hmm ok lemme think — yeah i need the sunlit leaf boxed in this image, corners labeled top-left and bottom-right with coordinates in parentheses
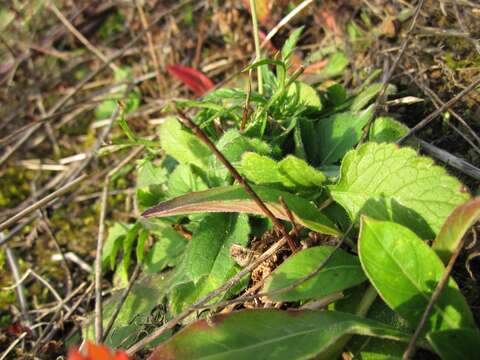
top-left (358, 217), bottom-right (476, 334)
top-left (263, 246), bottom-right (366, 301)
top-left (143, 185), bottom-right (340, 236)
top-left (330, 143), bottom-right (470, 239)
top-left (432, 197), bottom-right (480, 264)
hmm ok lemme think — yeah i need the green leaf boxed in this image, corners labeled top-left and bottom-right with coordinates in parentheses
top-left (369, 116), bottom-right (408, 143)
top-left (144, 225), bottom-right (188, 273)
top-left (263, 246), bottom-right (366, 301)
top-left (330, 143), bottom-right (470, 239)
top-left (241, 153), bottom-right (326, 189)
top-left (432, 197), bottom-right (480, 264)
top-left (287, 81), bottom-right (322, 109)
top-left (243, 59), bottom-right (285, 72)
top-left (211, 130), bottom-right (271, 182)
top-left (167, 164), bottom-right (208, 198)
top-left (159, 117), bottom-right (211, 170)
top-left (282, 26), bottom-right (304, 61)
top-left (320, 52), bottom-right (349, 78)
top-left (316, 107), bottom-right (373, 165)
top-left (351, 83), bottom-right (396, 112)
top-left (122, 223), bottom-right (140, 274)
top-left (185, 213), bottom-right (250, 284)
top-left (84, 272), bottom-right (172, 348)
top-left (358, 217), bottom-right (476, 333)
top-left (427, 329), bottom-right (480, 360)
top-left (149, 309), bottom-right (413, 360)
top-left (103, 222), bottom-right (131, 270)
top-left (143, 185), bottom-right (340, 236)
top-left (137, 160), bottom-right (168, 189)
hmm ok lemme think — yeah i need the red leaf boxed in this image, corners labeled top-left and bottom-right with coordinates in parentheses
top-left (67, 342), bottom-right (130, 360)
top-left (167, 64), bottom-right (214, 96)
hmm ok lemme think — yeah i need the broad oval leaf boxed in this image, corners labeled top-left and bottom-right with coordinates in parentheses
top-left (143, 185), bottom-right (340, 236)
top-left (263, 246), bottom-right (366, 301)
top-left (287, 81), bottom-right (322, 109)
top-left (316, 107), bottom-right (373, 165)
top-left (358, 217), bottom-right (476, 334)
top-left (369, 116), bottom-right (408, 143)
top-left (148, 309), bottom-right (412, 360)
top-left (432, 197), bottom-right (480, 264)
top-left (330, 143), bottom-right (470, 239)
top-left (427, 329), bottom-right (480, 360)
top-left (167, 64), bottom-right (214, 96)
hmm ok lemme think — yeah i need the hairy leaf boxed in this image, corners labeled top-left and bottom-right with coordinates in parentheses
top-left (287, 81), bottom-right (322, 109)
top-left (369, 116), bottom-right (408, 143)
top-left (263, 246), bottom-right (366, 301)
top-left (143, 185), bottom-right (340, 236)
top-left (148, 309), bottom-right (412, 360)
top-left (316, 107), bottom-right (373, 165)
top-left (159, 117), bottom-right (211, 170)
top-left (330, 143), bottom-right (470, 239)
top-left (432, 197), bottom-right (480, 264)
top-left (241, 153), bottom-right (326, 189)
top-left (358, 217), bottom-right (476, 333)
top-left (186, 213), bottom-right (250, 283)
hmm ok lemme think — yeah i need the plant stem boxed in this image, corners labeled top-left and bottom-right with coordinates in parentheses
top-left (355, 284), bottom-right (378, 316)
top-left (249, 0), bottom-right (263, 94)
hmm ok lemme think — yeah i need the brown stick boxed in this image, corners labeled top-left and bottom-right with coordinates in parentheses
top-left (398, 76), bottom-right (480, 144)
top-left (175, 109), bottom-right (298, 252)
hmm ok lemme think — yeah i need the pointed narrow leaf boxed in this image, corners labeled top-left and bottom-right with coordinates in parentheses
top-left (167, 64), bottom-right (214, 96)
top-left (263, 246), bottom-right (366, 301)
top-left (330, 143), bottom-right (470, 239)
top-left (142, 185), bottom-right (339, 236)
top-left (358, 217), bottom-right (476, 333)
top-left (148, 309), bottom-right (413, 360)
top-left (432, 197), bottom-right (480, 264)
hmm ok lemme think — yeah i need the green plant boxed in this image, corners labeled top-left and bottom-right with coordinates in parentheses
top-left (85, 28), bottom-right (480, 359)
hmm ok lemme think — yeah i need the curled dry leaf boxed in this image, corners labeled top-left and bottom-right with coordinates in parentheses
top-left (167, 64), bottom-right (215, 97)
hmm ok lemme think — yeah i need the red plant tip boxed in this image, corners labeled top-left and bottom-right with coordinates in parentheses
top-left (67, 342), bottom-right (130, 360)
top-left (167, 64), bottom-right (214, 97)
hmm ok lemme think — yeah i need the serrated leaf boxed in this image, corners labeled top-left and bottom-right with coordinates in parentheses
top-left (148, 309), bottom-right (413, 360)
top-left (358, 217), bottom-right (476, 334)
top-left (369, 116), bottom-right (408, 143)
top-left (143, 185), bottom-right (340, 236)
top-left (330, 143), bottom-right (470, 239)
top-left (186, 213), bottom-right (250, 283)
top-left (427, 329), bottom-right (480, 360)
top-left (287, 81), bottom-right (322, 109)
top-left (432, 197), bottom-right (480, 264)
top-left (316, 107), bottom-right (373, 165)
top-left (159, 117), bottom-right (211, 170)
top-left (263, 246), bottom-right (366, 301)
top-left (241, 153), bottom-right (326, 189)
